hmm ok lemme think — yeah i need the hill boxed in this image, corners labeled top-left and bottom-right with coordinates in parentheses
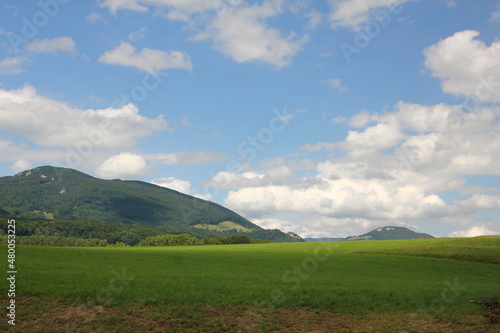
top-left (345, 226), bottom-right (434, 241)
top-left (0, 166), bottom-right (299, 242)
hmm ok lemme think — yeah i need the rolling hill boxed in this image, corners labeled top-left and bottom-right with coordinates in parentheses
top-left (345, 226), bottom-right (435, 240)
top-left (0, 166), bottom-right (299, 242)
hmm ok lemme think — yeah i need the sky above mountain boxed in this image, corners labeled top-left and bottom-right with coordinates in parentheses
top-left (0, 0), bottom-right (499, 238)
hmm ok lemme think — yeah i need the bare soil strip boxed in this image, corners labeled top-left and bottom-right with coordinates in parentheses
top-left (2, 296), bottom-right (498, 333)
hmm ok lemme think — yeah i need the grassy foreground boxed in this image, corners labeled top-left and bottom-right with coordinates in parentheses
top-left (1, 237), bottom-right (499, 332)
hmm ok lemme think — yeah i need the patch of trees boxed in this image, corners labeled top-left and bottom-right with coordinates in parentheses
top-left (139, 234), bottom-right (270, 246)
top-left (0, 219), bottom-right (164, 246)
top-left (0, 235), bottom-right (109, 247)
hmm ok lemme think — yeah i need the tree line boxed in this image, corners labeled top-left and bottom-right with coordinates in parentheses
top-left (139, 234), bottom-right (269, 246)
top-left (0, 233), bottom-right (269, 247)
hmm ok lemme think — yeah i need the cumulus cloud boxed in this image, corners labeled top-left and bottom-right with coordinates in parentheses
top-left (206, 166), bottom-right (294, 189)
top-left (217, 101), bottom-right (500, 236)
top-left (0, 85), bottom-right (167, 149)
top-left (98, 42), bottom-right (192, 74)
top-left (95, 152), bottom-right (149, 179)
top-left (342, 121), bottom-right (404, 150)
top-left (0, 139), bottom-right (77, 170)
top-left (151, 177), bottom-right (211, 200)
top-left (224, 178), bottom-right (449, 220)
top-left (148, 151), bottom-right (229, 166)
top-left (348, 111), bottom-right (372, 127)
top-left (9, 160), bottom-right (32, 173)
top-left (193, 1), bottom-right (307, 68)
top-left (251, 217), bottom-right (311, 235)
top-left (423, 30), bottom-right (500, 102)
top-left (0, 57), bottom-right (28, 74)
top-left (449, 224), bottom-right (500, 237)
top-left (457, 194), bottom-right (500, 213)
top-left (25, 37), bottom-right (76, 54)
top-left (101, 0), bottom-right (307, 68)
top-left (328, 0), bottom-right (409, 29)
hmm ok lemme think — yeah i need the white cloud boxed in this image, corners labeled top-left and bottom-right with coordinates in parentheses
top-left (300, 142), bottom-right (336, 152)
top-left (9, 160), bottom-right (32, 173)
top-left (100, 0), bottom-right (306, 68)
top-left (326, 78), bottom-right (349, 93)
top-left (86, 12), bottom-right (106, 23)
top-left (151, 177), bottom-right (211, 200)
top-left (148, 151), bottom-right (229, 166)
top-left (206, 166), bottom-right (294, 189)
top-left (251, 217), bottom-right (310, 235)
top-left (342, 121), bottom-right (404, 150)
top-left (101, 0), bottom-right (233, 17)
top-left (348, 111), bottom-right (372, 127)
top-left (0, 57), bottom-right (28, 75)
top-left (98, 42), bottom-right (192, 74)
top-left (95, 152), bottom-right (149, 179)
top-left (180, 117), bottom-right (193, 127)
top-left (0, 139), bottom-right (76, 168)
top-left (449, 224), bottom-right (500, 238)
top-left (457, 194), bottom-right (500, 213)
top-left (328, 0), bottom-right (409, 29)
top-left (223, 178), bottom-right (450, 221)
top-left (305, 10), bottom-right (323, 30)
top-left (423, 30), bottom-right (500, 103)
top-left (0, 85), bottom-right (167, 149)
top-left (490, 10), bottom-right (500, 23)
top-left (129, 27), bottom-right (147, 41)
top-left (100, 0), bottom-right (149, 14)
top-left (193, 1), bottom-right (308, 68)
top-left (219, 101), bottom-right (500, 235)
top-left (25, 37), bottom-right (76, 54)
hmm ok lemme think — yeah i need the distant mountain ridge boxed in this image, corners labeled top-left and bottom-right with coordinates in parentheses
top-left (346, 226), bottom-right (434, 240)
top-left (0, 166), bottom-right (300, 242)
top-left (305, 226), bottom-right (434, 242)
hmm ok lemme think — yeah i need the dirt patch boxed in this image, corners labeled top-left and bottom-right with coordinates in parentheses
top-left (1, 296), bottom-right (498, 332)
top-left (471, 297), bottom-right (500, 324)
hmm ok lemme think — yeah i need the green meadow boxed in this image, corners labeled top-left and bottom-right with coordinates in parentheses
top-left (1, 237), bottom-right (499, 332)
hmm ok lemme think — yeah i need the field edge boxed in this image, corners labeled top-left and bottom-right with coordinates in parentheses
top-left (1, 295), bottom-right (498, 333)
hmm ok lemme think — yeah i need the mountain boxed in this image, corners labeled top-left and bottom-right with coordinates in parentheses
top-left (305, 226), bottom-right (435, 242)
top-left (345, 226), bottom-right (434, 241)
top-left (0, 166), bottom-right (300, 242)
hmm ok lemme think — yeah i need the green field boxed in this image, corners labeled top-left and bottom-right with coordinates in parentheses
top-left (1, 237), bottom-right (499, 332)
top-left (193, 221), bottom-right (253, 232)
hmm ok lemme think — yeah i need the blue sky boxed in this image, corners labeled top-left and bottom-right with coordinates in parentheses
top-left (0, 0), bottom-right (499, 238)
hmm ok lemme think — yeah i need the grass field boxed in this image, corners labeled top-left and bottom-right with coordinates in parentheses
top-left (1, 237), bottom-right (499, 332)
